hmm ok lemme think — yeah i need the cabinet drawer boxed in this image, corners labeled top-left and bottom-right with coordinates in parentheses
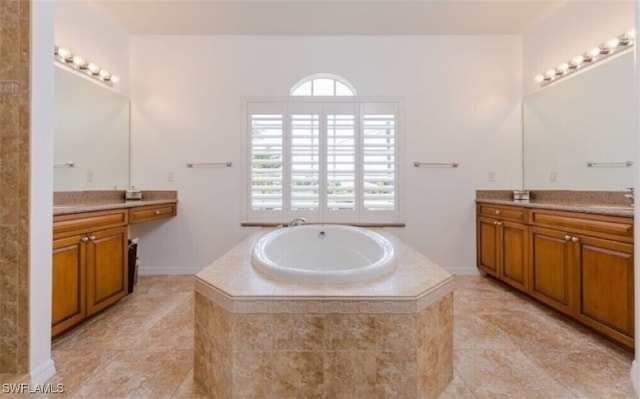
top-left (478, 204), bottom-right (527, 223)
top-left (129, 203), bottom-right (177, 224)
top-left (530, 209), bottom-right (633, 242)
top-left (54, 209), bottom-right (128, 239)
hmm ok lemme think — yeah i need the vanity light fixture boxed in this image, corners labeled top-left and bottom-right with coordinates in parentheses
top-left (534, 29), bottom-right (635, 86)
top-left (54, 46), bottom-right (119, 86)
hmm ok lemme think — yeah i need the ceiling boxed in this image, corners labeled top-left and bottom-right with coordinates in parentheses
top-left (89, 0), bottom-right (565, 35)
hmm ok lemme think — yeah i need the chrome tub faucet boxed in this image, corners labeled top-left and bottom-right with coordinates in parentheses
top-left (288, 217), bottom-right (307, 227)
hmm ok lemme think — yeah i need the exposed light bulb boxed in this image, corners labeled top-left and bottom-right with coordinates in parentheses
top-left (53, 45), bottom-right (119, 86)
top-left (588, 47), bottom-right (601, 58)
top-left (57, 47), bottom-right (72, 61)
top-left (534, 30), bottom-right (635, 86)
top-left (87, 63), bottom-right (100, 74)
top-left (606, 38), bottom-right (620, 49)
top-left (72, 56), bottom-right (86, 68)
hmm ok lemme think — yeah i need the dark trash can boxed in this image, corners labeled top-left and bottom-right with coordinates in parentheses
top-left (128, 238), bottom-right (139, 293)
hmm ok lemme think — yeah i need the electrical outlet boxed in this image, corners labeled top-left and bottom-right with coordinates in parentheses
top-left (168, 171), bottom-right (175, 182)
top-left (86, 171), bottom-right (94, 182)
top-left (550, 171), bottom-right (557, 182)
top-left (488, 171), bottom-right (496, 182)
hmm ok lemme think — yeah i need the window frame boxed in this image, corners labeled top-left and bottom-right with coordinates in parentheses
top-left (290, 73), bottom-right (357, 96)
top-left (241, 96), bottom-right (403, 225)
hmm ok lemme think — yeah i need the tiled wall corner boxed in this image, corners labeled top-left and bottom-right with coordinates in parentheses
top-left (0, 0), bottom-right (31, 374)
top-left (417, 293), bottom-right (454, 398)
top-left (194, 293), bottom-right (232, 398)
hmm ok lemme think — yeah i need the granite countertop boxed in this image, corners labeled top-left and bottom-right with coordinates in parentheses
top-left (53, 190), bottom-right (179, 216)
top-left (53, 199), bottom-right (178, 216)
top-left (476, 198), bottom-right (634, 218)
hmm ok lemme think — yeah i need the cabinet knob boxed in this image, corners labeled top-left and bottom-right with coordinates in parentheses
top-left (564, 235), bottom-right (571, 241)
top-left (571, 236), bottom-right (580, 242)
top-left (81, 236), bottom-right (89, 242)
top-left (155, 210), bottom-right (161, 215)
top-left (495, 210), bottom-right (501, 215)
top-left (89, 235), bottom-right (96, 241)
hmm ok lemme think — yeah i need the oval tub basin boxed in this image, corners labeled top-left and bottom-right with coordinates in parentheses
top-left (252, 225), bottom-right (396, 283)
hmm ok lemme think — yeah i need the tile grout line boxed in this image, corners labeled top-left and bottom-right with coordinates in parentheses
top-left (126, 291), bottom-right (194, 349)
top-left (516, 349), bottom-right (582, 399)
top-left (487, 309), bottom-right (584, 399)
top-left (452, 365), bottom-right (479, 399)
top-left (168, 367), bottom-right (195, 399)
top-left (58, 349), bottom-right (124, 399)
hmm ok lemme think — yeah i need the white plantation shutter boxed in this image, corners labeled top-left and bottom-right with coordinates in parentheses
top-left (290, 114), bottom-right (320, 210)
top-left (245, 99), bottom-right (399, 223)
top-left (362, 112), bottom-right (396, 211)
top-left (250, 113), bottom-right (284, 212)
top-left (326, 113), bottom-right (356, 211)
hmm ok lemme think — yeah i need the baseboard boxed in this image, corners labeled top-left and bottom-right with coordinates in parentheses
top-left (631, 360), bottom-right (639, 398)
top-left (138, 266), bottom-right (202, 276)
top-left (445, 267), bottom-right (481, 276)
top-left (30, 359), bottom-right (56, 385)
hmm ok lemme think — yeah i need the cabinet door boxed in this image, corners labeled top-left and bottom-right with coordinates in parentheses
top-left (501, 221), bottom-right (528, 292)
top-left (86, 226), bottom-right (128, 316)
top-left (576, 235), bottom-right (634, 347)
top-left (529, 227), bottom-right (576, 314)
top-left (52, 235), bottom-right (86, 337)
top-left (477, 216), bottom-right (500, 277)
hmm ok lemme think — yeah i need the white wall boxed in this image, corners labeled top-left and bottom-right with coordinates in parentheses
top-left (129, 35), bottom-right (522, 275)
top-left (522, 1), bottom-right (634, 96)
top-left (30, 0), bottom-right (56, 384)
top-left (55, 0), bottom-right (130, 96)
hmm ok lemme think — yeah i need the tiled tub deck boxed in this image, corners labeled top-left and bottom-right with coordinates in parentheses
top-left (194, 230), bottom-right (454, 399)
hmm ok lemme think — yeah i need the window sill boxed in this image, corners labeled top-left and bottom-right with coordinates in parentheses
top-left (241, 222), bottom-right (406, 228)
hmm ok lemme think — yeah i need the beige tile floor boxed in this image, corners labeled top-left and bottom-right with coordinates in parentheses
top-left (3, 275), bottom-right (636, 398)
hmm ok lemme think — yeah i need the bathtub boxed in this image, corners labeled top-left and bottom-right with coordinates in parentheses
top-left (252, 224), bottom-right (396, 283)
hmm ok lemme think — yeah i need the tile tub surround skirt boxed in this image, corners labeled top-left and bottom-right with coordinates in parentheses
top-left (194, 293), bottom-right (453, 399)
top-left (193, 230), bottom-right (454, 398)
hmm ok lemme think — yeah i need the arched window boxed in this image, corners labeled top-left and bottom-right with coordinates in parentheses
top-left (244, 74), bottom-right (400, 225)
top-left (290, 73), bottom-right (356, 96)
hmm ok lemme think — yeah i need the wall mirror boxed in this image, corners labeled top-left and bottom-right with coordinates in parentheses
top-left (523, 52), bottom-right (636, 190)
top-left (54, 67), bottom-right (130, 191)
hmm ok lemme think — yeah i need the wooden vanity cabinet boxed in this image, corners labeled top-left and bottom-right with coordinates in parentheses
top-left (529, 226), bottom-right (576, 315)
top-left (478, 204), bottom-right (635, 349)
top-left (576, 234), bottom-right (634, 347)
top-left (52, 234), bottom-right (87, 337)
top-left (529, 209), bottom-right (634, 348)
top-left (476, 204), bottom-right (529, 291)
top-left (129, 203), bottom-right (177, 224)
top-left (85, 226), bottom-right (128, 317)
top-left (52, 210), bottom-right (128, 337)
